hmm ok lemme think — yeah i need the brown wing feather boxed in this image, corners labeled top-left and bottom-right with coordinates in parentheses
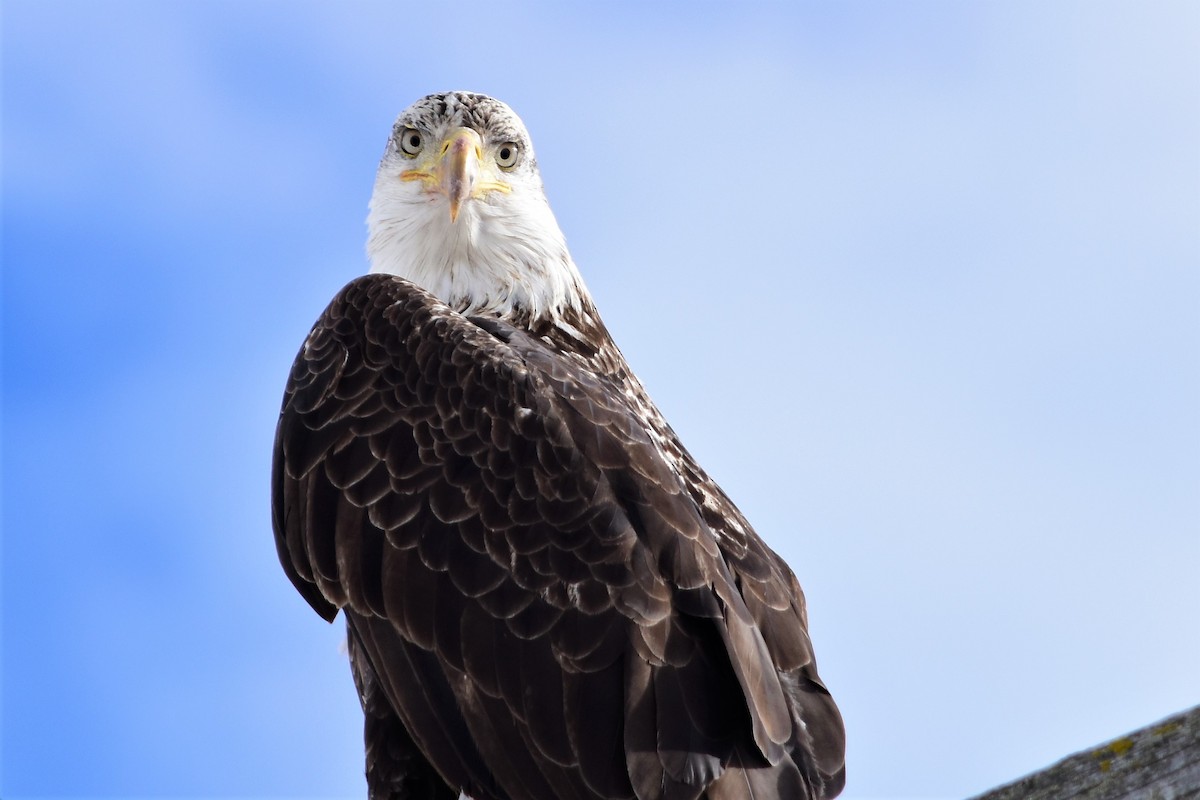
top-left (272, 274), bottom-right (845, 799)
top-left (348, 620), bottom-right (462, 800)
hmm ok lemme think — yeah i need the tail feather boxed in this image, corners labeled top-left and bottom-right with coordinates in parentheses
top-left (703, 745), bottom-right (811, 800)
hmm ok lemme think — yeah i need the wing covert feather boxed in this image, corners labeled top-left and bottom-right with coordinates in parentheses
top-left (271, 274), bottom-right (845, 799)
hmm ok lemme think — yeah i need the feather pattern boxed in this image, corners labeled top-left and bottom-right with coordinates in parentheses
top-left (273, 275), bottom-right (845, 799)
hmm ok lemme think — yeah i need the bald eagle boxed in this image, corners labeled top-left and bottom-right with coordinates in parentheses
top-left (272, 91), bottom-right (845, 800)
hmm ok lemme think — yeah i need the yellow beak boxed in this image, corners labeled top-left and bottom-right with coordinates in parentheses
top-left (436, 127), bottom-right (482, 223)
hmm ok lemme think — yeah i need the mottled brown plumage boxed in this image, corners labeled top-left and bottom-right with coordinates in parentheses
top-left (272, 91), bottom-right (844, 800)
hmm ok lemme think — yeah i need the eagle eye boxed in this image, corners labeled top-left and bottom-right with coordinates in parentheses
top-left (399, 128), bottom-right (423, 157)
top-left (496, 142), bottom-right (520, 170)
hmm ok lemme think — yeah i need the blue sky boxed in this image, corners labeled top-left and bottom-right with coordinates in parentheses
top-left (3, 2), bottom-right (1197, 798)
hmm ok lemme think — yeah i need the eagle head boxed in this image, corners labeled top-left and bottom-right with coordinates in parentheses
top-left (366, 91), bottom-right (584, 323)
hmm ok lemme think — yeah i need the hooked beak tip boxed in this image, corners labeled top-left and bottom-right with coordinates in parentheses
top-left (439, 128), bottom-right (482, 224)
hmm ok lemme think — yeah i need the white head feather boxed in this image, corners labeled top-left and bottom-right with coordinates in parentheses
top-left (367, 92), bottom-right (588, 323)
